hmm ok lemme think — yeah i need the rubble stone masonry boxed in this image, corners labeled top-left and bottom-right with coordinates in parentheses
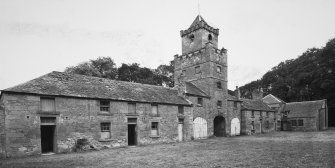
top-left (1, 93), bottom-right (193, 157)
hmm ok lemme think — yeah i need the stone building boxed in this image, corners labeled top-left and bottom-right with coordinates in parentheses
top-left (0, 15), bottom-right (276, 158)
top-left (262, 94), bottom-right (286, 131)
top-left (280, 100), bottom-right (328, 131)
top-left (174, 15), bottom-right (242, 138)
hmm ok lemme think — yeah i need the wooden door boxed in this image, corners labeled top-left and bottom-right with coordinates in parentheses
top-left (231, 118), bottom-right (240, 136)
top-left (193, 117), bottom-right (207, 139)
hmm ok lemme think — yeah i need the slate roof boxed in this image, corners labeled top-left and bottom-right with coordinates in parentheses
top-left (190, 15), bottom-right (208, 27)
top-left (241, 98), bottom-right (275, 112)
top-left (2, 71), bottom-right (191, 106)
top-left (185, 82), bottom-right (209, 98)
top-left (283, 100), bottom-right (326, 118)
top-left (263, 94), bottom-right (285, 104)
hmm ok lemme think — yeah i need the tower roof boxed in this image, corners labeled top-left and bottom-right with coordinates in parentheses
top-left (190, 15), bottom-right (208, 27)
top-left (181, 15), bottom-right (219, 37)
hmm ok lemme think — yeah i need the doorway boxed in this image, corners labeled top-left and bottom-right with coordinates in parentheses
top-left (40, 117), bottom-right (56, 153)
top-left (128, 124), bottom-right (137, 146)
top-left (178, 118), bottom-right (183, 141)
top-left (214, 116), bottom-right (225, 137)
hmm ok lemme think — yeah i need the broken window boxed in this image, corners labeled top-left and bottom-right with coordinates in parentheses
top-left (195, 66), bottom-right (201, 74)
top-left (217, 101), bottom-right (222, 108)
top-left (291, 120), bottom-right (297, 127)
top-left (298, 119), bottom-right (304, 126)
top-left (197, 97), bottom-right (203, 106)
top-left (151, 104), bottom-right (158, 116)
top-left (100, 122), bottom-right (111, 139)
top-left (178, 106), bottom-right (184, 114)
top-left (41, 97), bottom-right (55, 112)
top-left (100, 100), bottom-right (110, 112)
top-left (128, 103), bottom-right (136, 114)
top-left (251, 121), bottom-right (255, 130)
top-left (251, 111), bottom-right (255, 118)
top-left (217, 82), bottom-right (222, 89)
top-left (151, 122), bottom-right (159, 136)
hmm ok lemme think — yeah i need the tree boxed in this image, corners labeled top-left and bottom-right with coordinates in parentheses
top-left (65, 57), bottom-right (117, 79)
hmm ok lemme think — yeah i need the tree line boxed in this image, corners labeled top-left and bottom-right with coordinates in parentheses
top-left (65, 57), bottom-right (174, 87)
top-left (239, 38), bottom-right (335, 108)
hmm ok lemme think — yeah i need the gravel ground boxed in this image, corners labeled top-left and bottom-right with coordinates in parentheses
top-left (1, 130), bottom-right (335, 168)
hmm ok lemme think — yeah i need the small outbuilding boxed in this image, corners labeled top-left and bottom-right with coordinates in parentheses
top-left (280, 100), bottom-right (328, 131)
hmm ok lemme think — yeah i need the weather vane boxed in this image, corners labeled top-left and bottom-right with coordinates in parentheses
top-left (198, 0), bottom-right (201, 15)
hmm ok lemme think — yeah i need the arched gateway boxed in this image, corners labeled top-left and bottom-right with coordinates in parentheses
top-left (214, 116), bottom-right (225, 137)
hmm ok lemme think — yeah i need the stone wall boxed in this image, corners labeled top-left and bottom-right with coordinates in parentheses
top-left (241, 110), bottom-right (276, 135)
top-left (289, 117), bottom-right (317, 131)
top-left (1, 93), bottom-right (193, 157)
top-left (227, 100), bottom-right (242, 136)
top-left (0, 95), bottom-right (6, 158)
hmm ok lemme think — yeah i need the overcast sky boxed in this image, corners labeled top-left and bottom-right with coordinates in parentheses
top-left (1, 0), bottom-right (335, 90)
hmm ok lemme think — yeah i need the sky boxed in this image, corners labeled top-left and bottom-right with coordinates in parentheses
top-left (1, 0), bottom-right (335, 90)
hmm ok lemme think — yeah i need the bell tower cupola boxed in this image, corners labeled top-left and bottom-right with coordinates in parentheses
top-left (180, 15), bottom-right (219, 54)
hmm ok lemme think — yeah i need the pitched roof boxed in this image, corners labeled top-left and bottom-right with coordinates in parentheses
top-left (190, 15), bottom-right (208, 27)
top-left (241, 98), bottom-right (275, 111)
top-left (185, 82), bottom-right (209, 98)
top-left (283, 100), bottom-right (326, 118)
top-left (263, 94), bottom-right (285, 104)
top-left (2, 71), bottom-right (191, 106)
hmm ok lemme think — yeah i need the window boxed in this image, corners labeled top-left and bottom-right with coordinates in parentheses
top-left (151, 122), bottom-right (159, 136)
top-left (151, 104), bottom-right (158, 116)
top-left (216, 66), bottom-right (222, 73)
top-left (40, 97), bottom-right (55, 112)
top-left (195, 66), bottom-right (201, 74)
top-left (298, 119), bottom-right (304, 126)
top-left (208, 34), bottom-right (212, 41)
top-left (217, 82), bottom-right (222, 89)
top-left (266, 112), bottom-right (269, 117)
top-left (265, 121), bottom-right (270, 129)
top-left (100, 122), bottom-right (111, 139)
top-left (100, 101), bottom-right (110, 112)
top-left (189, 34), bottom-right (195, 41)
top-left (128, 103), bottom-right (136, 114)
top-left (291, 120), bottom-right (297, 127)
top-left (217, 101), bottom-right (222, 108)
top-left (197, 97), bottom-right (203, 106)
top-left (260, 111), bottom-right (263, 118)
top-left (251, 111), bottom-right (255, 118)
top-left (234, 102), bottom-right (237, 108)
top-left (251, 121), bottom-right (255, 130)
top-left (178, 106), bottom-right (184, 114)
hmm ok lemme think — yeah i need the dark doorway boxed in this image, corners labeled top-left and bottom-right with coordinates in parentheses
top-left (41, 125), bottom-right (55, 153)
top-left (214, 116), bottom-right (225, 137)
top-left (128, 124), bottom-right (137, 146)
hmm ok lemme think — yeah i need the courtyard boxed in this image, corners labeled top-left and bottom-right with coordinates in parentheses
top-left (1, 130), bottom-right (335, 168)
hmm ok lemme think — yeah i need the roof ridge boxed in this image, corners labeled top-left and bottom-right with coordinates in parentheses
top-left (286, 99), bottom-right (326, 104)
top-left (51, 71), bottom-right (177, 90)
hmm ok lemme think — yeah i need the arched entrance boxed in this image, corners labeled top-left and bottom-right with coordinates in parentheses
top-left (231, 118), bottom-right (240, 136)
top-left (193, 117), bottom-right (207, 139)
top-left (214, 116), bottom-right (225, 137)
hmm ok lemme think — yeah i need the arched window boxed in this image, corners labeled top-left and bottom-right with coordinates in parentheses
top-left (189, 34), bottom-right (195, 41)
top-left (208, 34), bottom-right (213, 41)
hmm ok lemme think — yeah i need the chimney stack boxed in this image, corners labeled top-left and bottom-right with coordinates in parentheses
top-left (235, 86), bottom-right (240, 100)
top-left (252, 88), bottom-right (263, 100)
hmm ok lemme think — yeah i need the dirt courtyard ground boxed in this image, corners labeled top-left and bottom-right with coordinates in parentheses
top-left (1, 130), bottom-right (335, 168)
